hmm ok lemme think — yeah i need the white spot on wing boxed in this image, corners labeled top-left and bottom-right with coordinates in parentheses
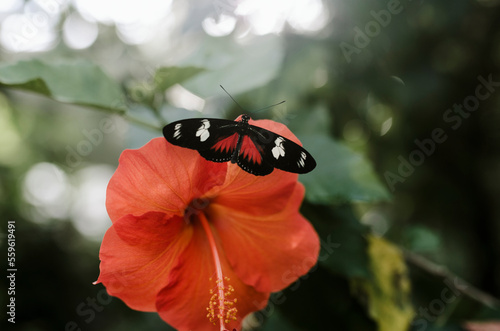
top-left (173, 123), bottom-right (182, 139)
top-left (196, 119), bottom-right (210, 142)
top-left (297, 151), bottom-right (307, 168)
top-left (272, 137), bottom-right (285, 159)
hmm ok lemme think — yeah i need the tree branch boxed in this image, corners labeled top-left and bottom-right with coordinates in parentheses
top-left (404, 250), bottom-right (500, 308)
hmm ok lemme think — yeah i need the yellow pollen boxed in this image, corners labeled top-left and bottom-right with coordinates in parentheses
top-left (206, 276), bottom-right (238, 327)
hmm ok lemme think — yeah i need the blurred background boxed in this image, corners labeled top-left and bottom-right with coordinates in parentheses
top-left (1, 0), bottom-right (500, 330)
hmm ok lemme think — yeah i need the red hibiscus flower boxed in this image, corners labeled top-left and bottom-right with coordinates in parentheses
top-left (95, 117), bottom-right (320, 331)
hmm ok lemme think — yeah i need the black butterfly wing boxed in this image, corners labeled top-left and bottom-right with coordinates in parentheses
top-left (163, 117), bottom-right (317, 175)
top-left (163, 118), bottom-right (239, 162)
top-left (246, 125), bottom-right (316, 174)
top-left (234, 134), bottom-right (275, 176)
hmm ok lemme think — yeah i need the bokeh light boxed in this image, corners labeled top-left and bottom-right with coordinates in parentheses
top-left (70, 165), bottom-right (114, 241)
top-left (62, 12), bottom-right (98, 49)
top-left (22, 162), bottom-right (71, 221)
top-left (0, 0), bottom-right (22, 13)
top-left (74, 0), bottom-right (172, 44)
top-left (235, 0), bottom-right (329, 35)
top-left (202, 14), bottom-right (237, 37)
top-left (0, 0), bottom-right (67, 52)
top-left (0, 0), bottom-right (331, 52)
top-left (166, 84), bottom-right (206, 112)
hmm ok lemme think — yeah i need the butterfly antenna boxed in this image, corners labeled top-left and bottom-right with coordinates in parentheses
top-left (220, 85), bottom-right (246, 112)
top-left (220, 85), bottom-right (285, 114)
top-left (253, 100), bottom-right (286, 113)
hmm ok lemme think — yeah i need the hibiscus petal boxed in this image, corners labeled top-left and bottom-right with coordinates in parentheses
top-left (96, 211), bottom-right (192, 311)
top-left (106, 138), bottom-right (227, 222)
top-left (211, 164), bottom-right (298, 216)
top-left (210, 182), bottom-right (320, 293)
top-left (156, 221), bottom-right (269, 331)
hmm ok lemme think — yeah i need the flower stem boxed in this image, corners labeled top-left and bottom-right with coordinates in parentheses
top-left (404, 250), bottom-right (500, 307)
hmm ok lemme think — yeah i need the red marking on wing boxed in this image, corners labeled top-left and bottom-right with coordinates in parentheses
top-left (241, 135), bottom-right (263, 165)
top-left (212, 133), bottom-right (238, 153)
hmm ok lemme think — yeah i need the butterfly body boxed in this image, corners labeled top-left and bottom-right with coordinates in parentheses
top-left (163, 114), bottom-right (316, 176)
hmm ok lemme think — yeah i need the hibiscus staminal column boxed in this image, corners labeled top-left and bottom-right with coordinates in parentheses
top-left (198, 211), bottom-right (238, 330)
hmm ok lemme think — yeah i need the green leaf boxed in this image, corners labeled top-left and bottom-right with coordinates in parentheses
top-left (302, 203), bottom-right (371, 279)
top-left (0, 59), bottom-right (126, 113)
top-left (287, 104), bottom-right (331, 137)
top-left (259, 310), bottom-right (304, 331)
top-left (153, 66), bottom-right (205, 92)
top-left (351, 236), bottom-right (415, 331)
top-left (179, 34), bottom-right (284, 98)
top-left (264, 266), bottom-right (377, 330)
top-left (299, 135), bottom-right (391, 204)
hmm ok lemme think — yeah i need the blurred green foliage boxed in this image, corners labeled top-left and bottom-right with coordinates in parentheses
top-left (1, 0), bottom-right (500, 330)
top-left (0, 60), bottom-right (126, 112)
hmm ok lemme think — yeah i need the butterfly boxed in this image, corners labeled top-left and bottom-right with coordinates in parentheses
top-left (162, 114), bottom-right (316, 176)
